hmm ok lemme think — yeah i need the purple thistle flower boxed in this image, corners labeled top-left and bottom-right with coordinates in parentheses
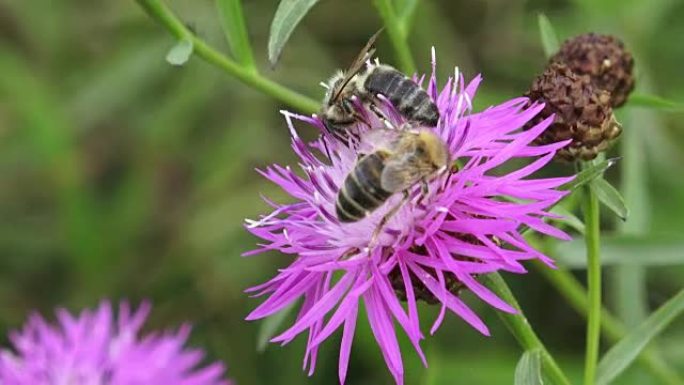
top-left (0, 301), bottom-right (231, 385)
top-left (245, 50), bottom-right (573, 385)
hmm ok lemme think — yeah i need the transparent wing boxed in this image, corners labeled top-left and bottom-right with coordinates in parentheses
top-left (330, 29), bottom-right (383, 102)
top-left (360, 127), bottom-right (402, 151)
top-left (380, 160), bottom-right (426, 192)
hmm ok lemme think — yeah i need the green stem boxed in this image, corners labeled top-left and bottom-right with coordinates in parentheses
top-left (136, 0), bottom-right (319, 114)
top-left (484, 273), bottom-right (573, 385)
top-left (583, 177), bottom-right (602, 385)
top-left (372, 0), bottom-right (417, 74)
top-left (534, 263), bottom-right (684, 385)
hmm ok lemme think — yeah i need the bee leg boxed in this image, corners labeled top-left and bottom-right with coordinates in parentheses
top-left (369, 191), bottom-right (410, 250)
top-left (421, 179), bottom-right (429, 195)
top-left (368, 102), bottom-right (392, 128)
top-left (415, 179), bottom-right (430, 206)
top-left (321, 136), bottom-right (333, 161)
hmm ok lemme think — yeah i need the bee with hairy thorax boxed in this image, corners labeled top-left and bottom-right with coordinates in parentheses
top-left (335, 127), bottom-right (450, 224)
top-left (320, 32), bottom-right (440, 142)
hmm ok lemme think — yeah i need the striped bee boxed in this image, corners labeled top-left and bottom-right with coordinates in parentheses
top-left (335, 128), bottom-right (449, 223)
top-left (320, 32), bottom-right (440, 142)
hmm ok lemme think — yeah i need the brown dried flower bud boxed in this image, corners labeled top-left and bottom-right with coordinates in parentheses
top-left (524, 62), bottom-right (622, 162)
top-left (550, 33), bottom-right (635, 107)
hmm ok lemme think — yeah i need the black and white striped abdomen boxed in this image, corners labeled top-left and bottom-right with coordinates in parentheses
top-left (364, 66), bottom-right (440, 127)
top-left (336, 152), bottom-right (392, 223)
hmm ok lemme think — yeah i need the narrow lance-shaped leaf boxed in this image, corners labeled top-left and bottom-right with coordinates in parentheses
top-left (268, 0), bottom-right (321, 66)
top-left (537, 14), bottom-right (560, 58)
top-left (596, 289), bottom-right (684, 385)
top-left (166, 38), bottom-right (194, 66)
top-left (592, 177), bottom-right (629, 220)
top-left (628, 93), bottom-right (684, 112)
top-left (515, 350), bottom-right (545, 385)
top-left (518, 159), bottom-right (616, 236)
top-left (216, 0), bottom-right (256, 69)
top-left (560, 158), bottom-right (618, 192)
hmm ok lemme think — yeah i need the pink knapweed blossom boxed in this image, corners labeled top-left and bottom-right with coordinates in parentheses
top-left (245, 51), bottom-right (573, 385)
top-left (0, 301), bottom-right (231, 385)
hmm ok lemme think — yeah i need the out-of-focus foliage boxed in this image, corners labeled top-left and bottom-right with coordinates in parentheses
top-left (0, 0), bottom-right (682, 384)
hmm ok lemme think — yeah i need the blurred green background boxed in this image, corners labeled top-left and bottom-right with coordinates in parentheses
top-left (1, 0), bottom-right (683, 384)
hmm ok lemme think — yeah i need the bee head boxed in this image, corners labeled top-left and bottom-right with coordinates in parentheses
top-left (416, 130), bottom-right (450, 171)
top-left (322, 71), bottom-right (345, 105)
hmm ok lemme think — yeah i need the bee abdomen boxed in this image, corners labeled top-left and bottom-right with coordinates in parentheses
top-left (336, 152), bottom-right (391, 223)
top-left (365, 67), bottom-right (440, 127)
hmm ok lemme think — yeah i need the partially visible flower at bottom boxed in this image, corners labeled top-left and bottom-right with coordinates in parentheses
top-left (245, 52), bottom-right (574, 385)
top-left (0, 301), bottom-right (231, 385)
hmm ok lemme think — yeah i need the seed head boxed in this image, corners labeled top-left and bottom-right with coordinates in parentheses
top-left (551, 33), bottom-right (635, 107)
top-left (525, 62), bottom-right (622, 162)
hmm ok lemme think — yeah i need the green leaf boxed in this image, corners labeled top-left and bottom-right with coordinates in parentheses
top-left (537, 14), bottom-right (560, 58)
top-left (256, 302), bottom-right (296, 352)
top-left (592, 177), bottom-right (629, 220)
top-left (560, 158), bottom-right (618, 191)
top-left (268, 0), bottom-right (321, 67)
top-left (515, 350), bottom-right (545, 385)
top-left (555, 236), bottom-right (684, 267)
top-left (216, 0), bottom-right (256, 69)
top-left (628, 93), bottom-right (684, 112)
top-left (597, 289), bottom-right (684, 385)
top-left (483, 273), bottom-right (572, 385)
top-left (165, 38), bottom-right (193, 66)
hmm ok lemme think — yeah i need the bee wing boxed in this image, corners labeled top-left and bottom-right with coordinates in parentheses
top-left (361, 127), bottom-right (402, 151)
top-left (330, 29), bottom-right (383, 102)
top-left (380, 159), bottom-right (426, 192)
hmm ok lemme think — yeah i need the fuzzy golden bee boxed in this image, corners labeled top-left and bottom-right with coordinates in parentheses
top-left (335, 128), bottom-right (450, 223)
top-left (320, 32), bottom-right (440, 141)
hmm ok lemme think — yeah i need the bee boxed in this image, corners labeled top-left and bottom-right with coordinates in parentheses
top-left (335, 128), bottom-right (450, 223)
top-left (320, 32), bottom-right (440, 142)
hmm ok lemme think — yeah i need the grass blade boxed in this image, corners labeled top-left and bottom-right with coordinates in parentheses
top-left (597, 289), bottom-right (684, 385)
top-left (537, 13), bottom-right (560, 58)
top-left (628, 93), bottom-right (684, 111)
top-left (592, 177), bottom-right (629, 220)
top-left (216, 0), bottom-right (256, 69)
top-left (268, 0), bottom-right (321, 67)
top-left (515, 350), bottom-right (545, 385)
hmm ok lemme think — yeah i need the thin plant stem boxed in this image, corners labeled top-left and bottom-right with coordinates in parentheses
top-left (484, 273), bottom-right (573, 385)
top-left (534, 262), bottom-right (684, 385)
top-left (136, 0), bottom-right (319, 114)
top-left (372, 0), bottom-right (417, 74)
top-left (582, 175), bottom-right (602, 385)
